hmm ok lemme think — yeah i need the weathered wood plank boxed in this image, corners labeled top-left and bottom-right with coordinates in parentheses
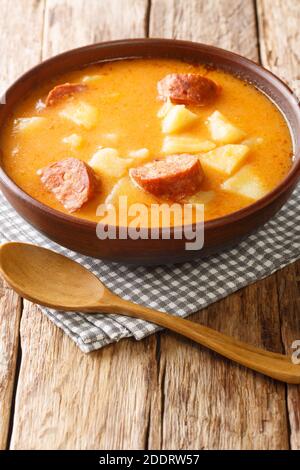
top-left (0, 278), bottom-right (22, 450)
top-left (276, 262), bottom-right (300, 450)
top-left (148, 0), bottom-right (289, 450)
top-left (9, 0), bottom-right (158, 450)
top-left (10, 303), bottom-right (158, 449)
top-left (257, 0), bottom-right (300, 449)
top-left (0, 0), bottom-right (45, 449)
top-left (149, 280), bottom-right (289, 450)
top-left (257, 0), bottom-right (300, 96)
top-left (42, 0), bottom-right (149, 58)
top-left (0, 0), bottom-right (46, 90)
top-left (149, 0), bottom-right (258, 61)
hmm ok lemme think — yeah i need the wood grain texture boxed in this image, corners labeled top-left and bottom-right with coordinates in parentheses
top-left (257, 0), bottom-right (300, 449)
top-left (257, 0), bottom-right (300, 96)
top-left (148, 278), bottom-right (290, 449)
top-left (42, 0), bottom-right (149, 58)
top-left (0, 0), bottom-right (46, 90)
top-left (0, 278), bottom-right (21, 450)
top-left (10, 303), bottom-right (158, 450)
top-left (149, 0), bottom-right (258, 61)
top-left (0, 0), bottom-right (45, 450)
top-left (276, 263), bottom-right (300, 450)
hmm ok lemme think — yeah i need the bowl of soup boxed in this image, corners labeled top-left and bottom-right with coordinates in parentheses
top-left (0, 39), bottom-right (299, 264)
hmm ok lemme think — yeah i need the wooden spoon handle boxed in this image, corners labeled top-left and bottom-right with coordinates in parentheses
top-left (101, 296), bottom-right (300, 384)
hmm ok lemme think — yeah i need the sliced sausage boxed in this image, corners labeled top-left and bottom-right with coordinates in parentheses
top-left (130, 154), bottom-right (204, 200)
top-left (157, 73), bottom-right (220, 106)
top-left (37, 158), bottom-right (97, 213)
top-left (45, 83), bottom-right (87, 106)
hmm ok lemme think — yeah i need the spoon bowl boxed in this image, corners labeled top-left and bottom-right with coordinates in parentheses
top-left (1, 241), bottom-right (299, 384)
top-left (0, 242), bottom-right (106, 310)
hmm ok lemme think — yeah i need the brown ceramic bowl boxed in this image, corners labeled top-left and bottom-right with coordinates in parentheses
top-left (0, 39), bottom-right (299, 265)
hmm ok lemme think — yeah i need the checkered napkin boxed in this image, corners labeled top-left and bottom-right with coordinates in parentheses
top-left (0, 185), bottom-right (299, 352)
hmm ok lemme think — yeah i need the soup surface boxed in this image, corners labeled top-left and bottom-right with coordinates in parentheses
top-left (0, 58), bottom-right (293, 226)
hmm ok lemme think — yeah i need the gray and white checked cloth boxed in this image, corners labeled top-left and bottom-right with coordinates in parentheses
top-left (0, 185), bottom-right (299, 352)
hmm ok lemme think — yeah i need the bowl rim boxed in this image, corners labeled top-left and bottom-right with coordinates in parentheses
top-left (0, 37), bottom-right (299, 233)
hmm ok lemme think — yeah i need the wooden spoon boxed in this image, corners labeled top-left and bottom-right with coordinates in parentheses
top-left (0, 241), bottom-right (299, 384)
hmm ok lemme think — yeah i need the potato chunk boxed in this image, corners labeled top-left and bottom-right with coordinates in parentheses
top-left (59, 101), bottom-right (99, 129)
top-left (221, 165), bottom-right (267, 200)
top-left (199, 144), bottom-right (249, 175)
top-left (62, 133), bottom-right (83, 149)
top-left (162, 135), bottom-right (215, 154)
top-left (157, 99), bottom-right (173, 118)
top-left (105, 176), bottom-right (155, 207)
top-left (162, 104), bottom-right (198, 134)
top-left (128, 148), bottom-right (150, 160)
top-left (207, 111), bottom-right (245, 143)
top-left (13, 117), bottom-right (46, 133)
top-left (89, 148), bottom-right (132, 178)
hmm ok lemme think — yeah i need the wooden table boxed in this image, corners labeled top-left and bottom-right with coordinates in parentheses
top-left (0, 0), bottom-right (299, 450)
